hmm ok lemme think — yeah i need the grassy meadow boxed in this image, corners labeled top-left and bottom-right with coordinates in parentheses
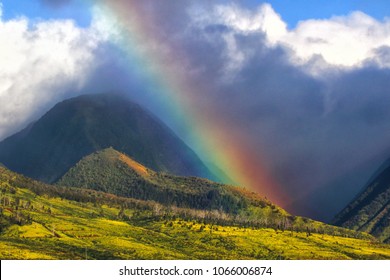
top-left (1, 185), bottom-right (390, 260)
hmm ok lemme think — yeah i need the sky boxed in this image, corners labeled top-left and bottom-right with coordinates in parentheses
top-left (246, 0), bottom-right (390, 27)
top-left (1, 0), bottom-right (390, 221)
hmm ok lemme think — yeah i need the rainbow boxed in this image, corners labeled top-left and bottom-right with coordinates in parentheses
top-left (92, 1), bottom-right (290, 207)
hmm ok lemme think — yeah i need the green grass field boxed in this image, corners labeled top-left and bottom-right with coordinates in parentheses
top-left (1, 186), bottom-right (390, 260)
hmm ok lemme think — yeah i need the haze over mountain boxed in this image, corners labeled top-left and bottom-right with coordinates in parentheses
top-left (0, 93), bottom-right (215, 183)
top-left (333, 159), bottom-right (390, 243)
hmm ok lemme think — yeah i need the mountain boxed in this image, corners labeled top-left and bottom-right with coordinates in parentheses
top-left (333, 159), bottom-right (390, 243)
top-left (57, 147), bottom-right (279, 214)
top-left (56, 148), bottom-right (375, 237)
top-left (2, 162), bottom-right (389, 260)
top-left (0, 93), bottom-right (215, 183)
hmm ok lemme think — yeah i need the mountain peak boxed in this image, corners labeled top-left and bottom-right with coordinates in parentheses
top-left (117, 150), bottom-right (151, 178)
top-left (0, 93), bottom-right (215, 183)
top-left (57, 147), bottom-right (152, 195)
top-left (86, 147), bottom-right (153, 178)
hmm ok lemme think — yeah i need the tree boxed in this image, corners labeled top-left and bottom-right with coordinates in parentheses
top-left (15, 197), bottom-right (20, 210)
top-left (118, 205), bottom-right (126, 220)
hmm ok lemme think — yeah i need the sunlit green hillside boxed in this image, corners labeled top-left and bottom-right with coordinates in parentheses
top-left (1, 166), bottom-right (390, 260)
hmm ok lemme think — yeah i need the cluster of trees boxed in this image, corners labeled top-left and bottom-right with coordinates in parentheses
top-left (121, 202), bottom-right (370, 240)
top-left (58, 158), bottom-right (251, 214)
top-left (0, 192), bottom-right (33, 229)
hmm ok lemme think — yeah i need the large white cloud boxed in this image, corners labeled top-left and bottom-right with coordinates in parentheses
top-left (191, 3), bottom-right (390, 71)
top-left (0, 4), bottom-right (109, 140)
top-left (282, 11), bottom-right (390, 68)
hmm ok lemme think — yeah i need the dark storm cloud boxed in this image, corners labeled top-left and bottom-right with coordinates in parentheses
top-left (234, 56), bottom-right (390, 220)
top-left (203, 33), bottom-right (390, 221)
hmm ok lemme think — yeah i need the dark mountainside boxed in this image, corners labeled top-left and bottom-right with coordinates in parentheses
top-left (0, 93), bottom-right (215, 183)
top-left (57, 147), bottom-right (275, 214)
top-left (333, 159), bottom-right (390, 243)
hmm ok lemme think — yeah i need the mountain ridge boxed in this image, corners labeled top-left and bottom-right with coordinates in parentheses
top-left (0, 93), bottom-right (215, 183)
top-left (333, 158), bottom-right (390, 243)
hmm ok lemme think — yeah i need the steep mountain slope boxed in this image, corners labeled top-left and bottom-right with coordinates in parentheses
top-left (333, 159), bottom-right (390, 243)
top-left (2, 165), bottom-right (389, 260)
top-left (0, 93), bottom-right (214, 183)
top-left (57, 147), bottom-right (282, 216)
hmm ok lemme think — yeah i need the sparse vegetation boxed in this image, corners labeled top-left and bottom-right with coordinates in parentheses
top-left (1, 165), bottom-right (390, 260)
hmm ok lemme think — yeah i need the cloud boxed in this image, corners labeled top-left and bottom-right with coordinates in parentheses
top-left (193, 3), bottom-right (287, 41)
top-left (282, 12), bottom-right (390, 69)
top-left (0, 5), bottom-right (110, 140)
top-left (180, 2), bottom-right (390, 220)
top-left (191, 3), bottom-right (390, 71)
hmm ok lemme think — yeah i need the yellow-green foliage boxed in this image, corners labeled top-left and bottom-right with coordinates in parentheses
top-left (1, 185), bottom-right (390, 260)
